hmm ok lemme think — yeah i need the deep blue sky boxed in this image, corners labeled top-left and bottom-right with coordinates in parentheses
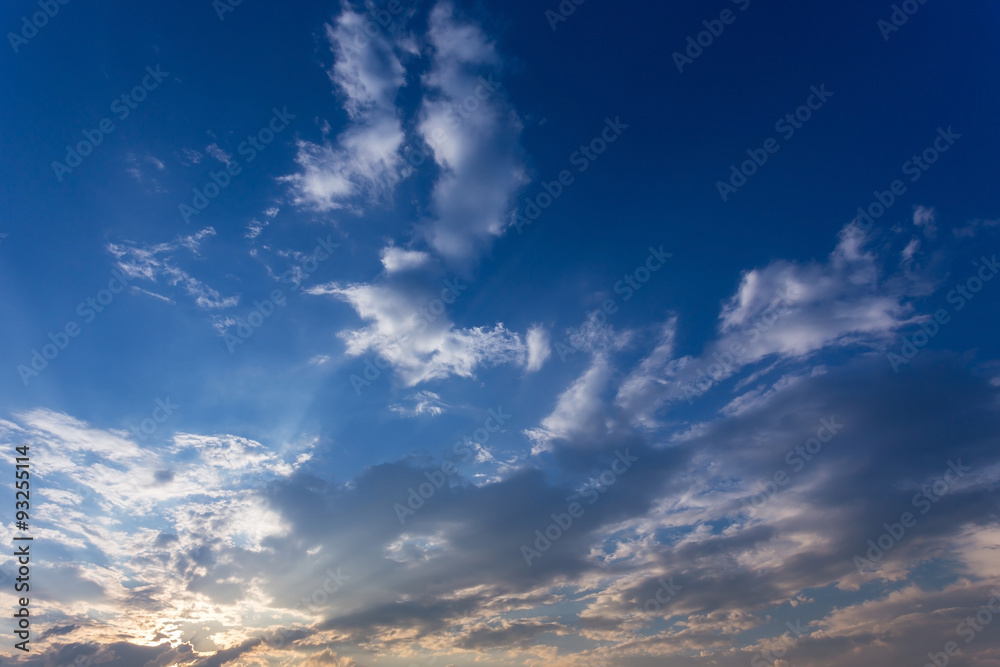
top-left (2, 1), bottom-right (1000, 665)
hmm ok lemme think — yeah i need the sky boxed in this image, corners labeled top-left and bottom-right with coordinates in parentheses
top-left (2, 0), bottom-right (1000, 665)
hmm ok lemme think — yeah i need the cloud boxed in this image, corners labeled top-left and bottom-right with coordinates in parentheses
top-left (617, 224), bottom-right (928, 424)
top-left (416, 2), bottom-right (527, 265)
top-left (525, 325), bottom-right (551, 372)
top-left (12, 411), bottom-right (305, 525)
top-left (390, 390), bottom-right (448, 417)
top-left (0, 409), bottom-right (321, 662)
top-left (282, 1), bottom-right (528, 270)
top-left (282, 3), bottom-right (540, 390)
top-left (245, 221), bottom-right (266, 240)
top-left (308, 280), bottom-right (530, 385)
top-left (301, 648), bottom-right (358, 666)
top-left (180, 147), bottom-right (203, 165)
top-left (205, 143), bottom-right (233, 164)
top-left (283, 118), bottom-right (405, 211)
top-left (525, 355), bottom-right (614, 451)
top-left (953, 217), bottom-right (1000, 238)
top-left (128, 285), bottom-right (175, 303)
top-left (107, 227), bottom-right (239, 309)
top-left (19, 408), bottom-right (144, 462)
top-left (7, 351), bottom-right (1000, 665)
top-left (304, 357), bottom-right (997, 663)
top-left (245, 218), bottom-right (268, 240)
top-left (282, 6), bottom-right (407, 211)
top-left (381, 245), bottom-right (433, 273)
top-left (15, 0), bottom-right (1000, 661)
top-left (124, 153), bottom-right (167, 189)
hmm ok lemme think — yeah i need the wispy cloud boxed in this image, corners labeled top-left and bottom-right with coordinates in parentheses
top-left (107, 227), bottom-right (239, 309)
top-left (281, 6), bottom-right (407, 211)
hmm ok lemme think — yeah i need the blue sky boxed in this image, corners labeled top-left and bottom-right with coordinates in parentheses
top-left (2, 0), bottom-right (1000, 665)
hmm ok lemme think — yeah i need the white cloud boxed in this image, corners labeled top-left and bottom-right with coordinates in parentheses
top-left (389, 390), bottom-right (447, 417)
top-left (416, 2), bottom-right (527, 264)
top-left (19, 408), bottom-right (143, 463)
top-left (525, 325), bottom-right (551, 372)
top-left (381, 246), bottom-right (433, 273)
top-left (284, 118), bottom-right (405, 211)
top-left (246, 218), bottom-right (267, 240)
top-left (308, 280), bottom-right (529, 386)
top-left (282, 8), bottom-right (406, 211)
top-left (9, 410), bottom-right (309, 525)
top-left (206, 142), bottom-right (233, 164)
top-left (617, 225), bottom-right (923, 423)
top-left (107, 227), bottom-right (239, 309)
top-left (128, 286), bottom-right (174, 303)
top-left (568, 310), bottom-right (633, 355)
top-left (614, 319), bottom-right (680, 428)
top-left (525, 356), bottom-right (612, 451)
